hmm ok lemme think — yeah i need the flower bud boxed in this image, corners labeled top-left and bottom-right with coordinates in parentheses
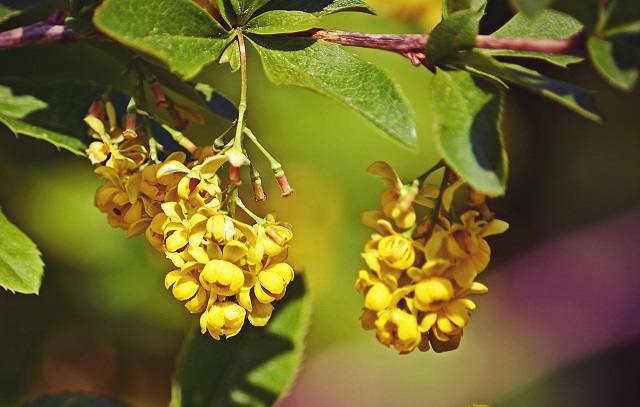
top-left (151, 82), bottom-right (169, 109)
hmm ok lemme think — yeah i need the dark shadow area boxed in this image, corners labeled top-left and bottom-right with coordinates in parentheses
top-left (176, 278), bottom-right (307, 407)
top-left (0, 77), bottom-right (103, 139)
top-left (470, 76), bottom-right (506, 176)
top-left (248, 34), bottom-right (316, 53)
top-left (494, 339), bottom-right (640, 406)
top-left (23, 393), bottom-right (130, 407)
top-left (256, 0), bottom-right (372, 16)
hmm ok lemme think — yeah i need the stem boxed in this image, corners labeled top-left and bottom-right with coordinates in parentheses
top-left (232, 30), bottom-right (248, 150)
top-left (308, 29), bottom-right (585, 57)
top-left (243, 128), bottom-right (282, 173)
top-left (234, 196), bottom-right (265, 224)
top-left (431, 167), bottom-right (451, 225)
top-left (417, 159), bottom-right (445, 185)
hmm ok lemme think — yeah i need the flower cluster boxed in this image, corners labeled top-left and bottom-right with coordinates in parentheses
top-left (356, 162), bottom-right (508, 354)
top-left (85, 96), bottom-right (295, 340)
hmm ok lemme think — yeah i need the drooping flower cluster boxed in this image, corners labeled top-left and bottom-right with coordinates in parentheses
top-left (85, 96), bottom-right (295, 340)
top-left (356, 162), bottom-right (508, 354)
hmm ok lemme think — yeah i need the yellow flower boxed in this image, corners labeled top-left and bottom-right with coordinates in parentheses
top-left (413, 277), bottom-right (454, 312)
top-left (94, 166), bottom-right (153, 236)
top-left (426, 211), bottom-right (508, 286)
top-left (207, 214), bottom-right (236, 244)
top-left (367, 161), bottom-right (418, 230)
top-left (375, 308), bottom-right (421, 354)
top-left (86, 141), bottom-right (110, 165)
top-left (259, 215), bottom-right (294, 257)
top-left (364, 282), bottom-right (393, 311)
top-left (164, 264), bottom-right (208, 314)
top-left (200, 259), bottom-right (245, 296)
top-left (254, 263), bottom-right (294, 304)
top-left (377, 234), bottom-right (416, 270)
top-left (201, 301), bottom-right (247, 340)
top-left (416, 282), bottom-right (488, 352)
top-left (176, 155), bottom-right (226, 208)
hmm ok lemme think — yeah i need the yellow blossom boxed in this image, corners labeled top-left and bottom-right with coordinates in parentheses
top-left (375, 308), bottom-right (421, 354)
top-left (426, 211), bottom-right (508, 286)
top-left (254, 263), bottom-right (294, 304)
top-left (201, 302), bottom-right (247, 340)
top-left (201, 259), bottom-right (245, 296)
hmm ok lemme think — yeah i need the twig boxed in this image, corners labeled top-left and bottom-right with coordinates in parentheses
top-left (308, 29), bottom-right (586, 61)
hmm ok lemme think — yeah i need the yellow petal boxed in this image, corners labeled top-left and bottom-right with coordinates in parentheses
top-left (166, 229), bottom-right (189, 252)
top-left (222, 240), bottom-right (248, 264)
top-left (164, 269), bottom-right (182, 289)
top-left (253, 282), bottom-right (275, 304)
top-left (367, 161), bottom-right (402, 189)
top-left (84, 115), bottom-right (107, 138)
top-left (481, 218), bottom-right (509, 237)
top-left (185, 288), bottom-right (207, 314)
top-left (364, 283), bottom-right (392, 311)
top-left (442, 179), bottom-right (464, 213)
top-left (172, 275), bottom-right (199, 301)
top-left (247, 299), bottom-right (273, 327)
top-left (161, 201), bottom-right (184, 221)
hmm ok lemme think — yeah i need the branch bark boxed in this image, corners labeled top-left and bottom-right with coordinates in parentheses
top-left (308, 29), bottom-right (585, 57)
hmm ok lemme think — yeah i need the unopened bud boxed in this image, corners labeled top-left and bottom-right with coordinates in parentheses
top-left (276, 174), bottom-right (293, 197)
top-left (151, 82), bottom-right (169, 109)
top-left (252, 179), bottom-right (267, 202)
top-left (124, 113), bottom-right (137, 131)
top-left (88, 99), bottom-right (105, 119)
top-left (229, 166), bottom-right (242, 186)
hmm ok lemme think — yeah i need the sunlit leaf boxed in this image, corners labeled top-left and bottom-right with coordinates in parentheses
top-left (94, 0), bottom-right (232, 78)
top-left (427, 7), bottom-right (484, 65)
top-left (429, 69), bottom-right (508, 196)
top-left (0, 209), bottom-right (44, 295)
top-left (246, 10), bottom-right (319, 35)
top-left (250, 35), bottom-right (417, 149)
top-left (488, 11), bottom-right (584, 67)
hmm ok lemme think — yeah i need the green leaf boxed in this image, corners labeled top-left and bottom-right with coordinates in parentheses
top-left (256, 0), bottom-right (373, 16)
top-left (171, 275), bottom-right (311, 407)
top-left (447, 51), bottom-right (603, 122)
top-left (0, 0), bottom-right (46, 23)
top-left (602, 0), bottom-right (640, 34)
top-left (93, 0), bottom-right (232, 79)
top-left (250, 36), bottom-right (417, 148)
top-left (488, 11), bottom-right (584, 67)
top-left (0, 77), bottom-right (105, 154)
top-left (429, 70), bottom-right (508, 196)
top-left (0, 209), bottom-right (44, 295)
top-left (587, 35), bottom-right (639, 91)
top-left (246, 10), bottom-right (319, 34)
top-left (25, 394), bottom-right (128, 407)
top-left (427, 8), bottom-right (484, 65)
top-left (219, 40), bottom-right (242, 72)
top-left (513, 0), bottom-right (600, 30)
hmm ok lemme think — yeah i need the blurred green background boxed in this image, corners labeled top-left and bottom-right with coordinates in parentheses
top-left (1, 1), bottom-right (640, 406)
